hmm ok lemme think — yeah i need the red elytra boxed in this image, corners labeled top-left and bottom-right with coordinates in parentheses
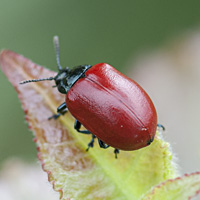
top-left (66, 63), bottom-right (157, 151)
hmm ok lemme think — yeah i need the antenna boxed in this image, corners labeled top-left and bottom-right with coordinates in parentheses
top-left (53, 36), bottom-right (62, 71)
top-left (20, 77), bottom-right (54, 84)
top-left (20, 36), bottom-right (63, 85)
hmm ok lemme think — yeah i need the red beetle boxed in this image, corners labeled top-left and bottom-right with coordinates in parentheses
top-left (21, 36), bottom-right (160, 158)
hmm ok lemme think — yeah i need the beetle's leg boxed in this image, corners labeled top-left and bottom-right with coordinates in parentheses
top-left (74, 120), bottom-right (91, 134)
top-left (98, 139), bottom-right (119, 158)
top-left (74, 121), bottom-right (96, 151)
top-left (48, 102), bottom-right (68, 120)
top-left (114, 148), bottom-right (120, 159)
top-left (157, 124), bottom-right (165, 131)
top-left (86, 134), bottom-right (96, 151)
top-left (98, 139), bottom-right (110, 149)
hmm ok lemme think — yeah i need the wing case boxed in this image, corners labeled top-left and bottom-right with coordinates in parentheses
top-left (66, 63), bottom-right (157, 150)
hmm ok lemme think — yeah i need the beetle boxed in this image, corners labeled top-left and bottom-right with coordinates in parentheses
top-left (21, 36), bottom-right (162, 158)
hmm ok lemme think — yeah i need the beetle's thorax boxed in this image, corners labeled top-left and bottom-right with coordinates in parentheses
top-left (54, 65), bottom-right (92, 94)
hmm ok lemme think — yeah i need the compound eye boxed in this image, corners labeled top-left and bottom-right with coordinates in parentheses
top-left (58, 85), bottom-right (66, 94)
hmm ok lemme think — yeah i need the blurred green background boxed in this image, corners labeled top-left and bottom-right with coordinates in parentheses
top-left (0, 0), bottom-right (200, 166)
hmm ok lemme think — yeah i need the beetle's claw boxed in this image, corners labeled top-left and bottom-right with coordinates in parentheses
top-left (48, 113), bottom-right (61, 120)
top-left (114, 148), bottom-right (119, 159)
top-left (86, 144), bottom-right (93, 151)
top-left (157, 124), bottom-right (165, 131)
top-left (86, 139), bottom-right (95, 151)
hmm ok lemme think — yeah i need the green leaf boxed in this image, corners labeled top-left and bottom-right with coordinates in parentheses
top-left (140, 172), bottom-right (200, 200)
top-left (0, 50), bottom-right (179, 200)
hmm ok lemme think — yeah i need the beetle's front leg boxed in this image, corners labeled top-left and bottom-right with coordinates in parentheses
top-left (48, 102), bottom-right (68, 120)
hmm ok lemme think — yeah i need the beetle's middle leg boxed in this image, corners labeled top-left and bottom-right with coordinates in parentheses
top-left (74, 120), bottom-right (91, 134)
top-left (74, 120), bottom-right (97, 151)
top-left (86, 134), bottom-right (96, 151)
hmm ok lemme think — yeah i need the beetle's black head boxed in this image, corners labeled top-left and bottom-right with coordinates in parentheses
top-left (20, 36), bottom-right (92, 94)
top-left (54, 65), bottom-right (92, 94)
top-left (53, 67), bottom-right (70, 94)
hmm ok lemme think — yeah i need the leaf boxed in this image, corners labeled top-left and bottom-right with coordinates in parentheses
top-left (140, 172), bottom-right (200, 200)
top-left (0, 50), bottom-right (179, 200)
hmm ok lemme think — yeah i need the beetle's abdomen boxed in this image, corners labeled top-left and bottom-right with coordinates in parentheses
top-left (66, 63), bottom-right (157, 151)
